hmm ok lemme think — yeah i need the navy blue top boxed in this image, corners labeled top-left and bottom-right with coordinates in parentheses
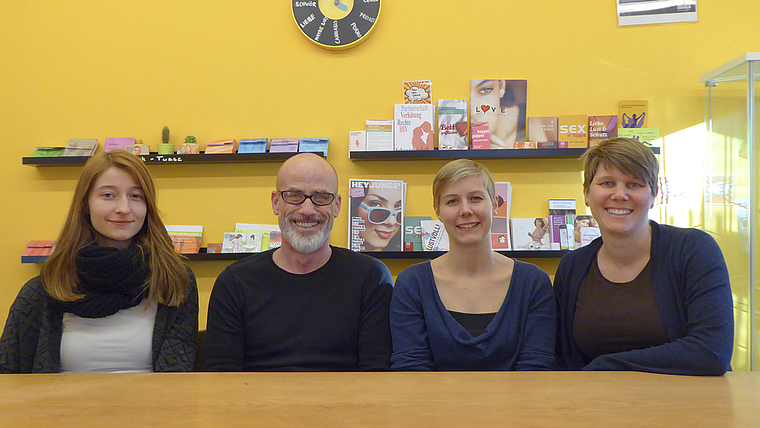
top-left (390, 259), bottom-right (556, 371)
top-left (554, 221), bottom-right (734, 375)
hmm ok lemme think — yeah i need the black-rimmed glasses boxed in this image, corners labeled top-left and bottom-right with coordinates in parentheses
top-left (278, 190), bottom-right (336, 206)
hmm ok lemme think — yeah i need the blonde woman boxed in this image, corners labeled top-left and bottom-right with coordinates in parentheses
top-left (390, 159), bottom-right (555, 370)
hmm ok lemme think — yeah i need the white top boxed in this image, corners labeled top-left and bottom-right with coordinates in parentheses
top-left (60, 299), bottom-right (158, 373)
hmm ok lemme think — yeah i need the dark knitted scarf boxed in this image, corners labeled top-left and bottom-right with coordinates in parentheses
top-left (50, 243), bottom-right (150, 318)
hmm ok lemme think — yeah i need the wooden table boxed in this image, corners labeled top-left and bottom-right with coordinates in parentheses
top-left (0, 371), bottom-right (758, 427)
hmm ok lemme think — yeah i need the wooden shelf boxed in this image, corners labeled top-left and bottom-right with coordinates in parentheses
top-left (22, 152), bottom-right (314, 166)
top-left (22, 249), bottom-right (567, 264)
top-left (349, 147), bottom-right (660, 161)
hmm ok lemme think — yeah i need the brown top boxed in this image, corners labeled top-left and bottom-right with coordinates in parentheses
top-left (573, 258), bottom-right (669, 361)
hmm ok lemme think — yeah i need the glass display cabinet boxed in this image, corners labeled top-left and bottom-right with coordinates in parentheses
top-left (700, 53), bottom-right (759, 371)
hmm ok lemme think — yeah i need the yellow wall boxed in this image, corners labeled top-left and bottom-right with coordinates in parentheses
top-left (1, 1), bottom-right (758, 354)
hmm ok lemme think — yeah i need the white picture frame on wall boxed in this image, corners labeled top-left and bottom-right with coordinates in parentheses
top-left (617, 0), bottom-right (697, 26)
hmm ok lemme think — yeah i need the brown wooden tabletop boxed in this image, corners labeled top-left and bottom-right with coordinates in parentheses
top-left (0, 371), bottom-right (757, 427)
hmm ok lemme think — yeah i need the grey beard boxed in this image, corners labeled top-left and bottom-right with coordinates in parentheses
top-left (279, 215), bottom-right (332, 253)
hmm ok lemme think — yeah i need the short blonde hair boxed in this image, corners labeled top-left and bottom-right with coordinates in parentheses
top-left (580, 138), bottom-right (659, 197)
top-left (432, 159), bottom-right (496, 211)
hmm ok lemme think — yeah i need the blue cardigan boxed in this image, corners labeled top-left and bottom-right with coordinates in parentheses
top-left (390, 260), bottom-right (556, 371)
top-left (554, 221), bottom-right (734, 375)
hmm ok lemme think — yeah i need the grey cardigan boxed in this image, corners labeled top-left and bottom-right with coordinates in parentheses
top-left (0, 271), bottom-right (198, 373)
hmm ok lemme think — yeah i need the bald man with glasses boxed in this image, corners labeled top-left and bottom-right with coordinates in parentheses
top-left (204, 153), bottom-right (393, 372)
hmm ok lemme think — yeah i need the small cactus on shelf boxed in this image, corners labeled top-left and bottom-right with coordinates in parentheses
top-left (185, 135), bottom-right (197, 145)
top-left (162, 126), bottom-right (170, 144)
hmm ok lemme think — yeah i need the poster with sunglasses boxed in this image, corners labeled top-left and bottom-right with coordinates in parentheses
top-left (348, 179), bottom-right (405, 252)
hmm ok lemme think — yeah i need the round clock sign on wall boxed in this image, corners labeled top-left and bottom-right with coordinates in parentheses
top-left (292, 0), bottom-right (381, 50)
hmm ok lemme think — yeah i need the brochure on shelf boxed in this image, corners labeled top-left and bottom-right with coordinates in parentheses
top-left (165, 225), bottom-right (203, 254)
top-left (126, 144), bottom-right (150, 155)
top-left (470, 79), bottom-right (527, 149)
top-left (548, 199), bottom-right (576, 250)
top-left (618, 128), bottom-right (661, 147)
top-left (234, 223), bottom-right (280, 251)
top-left (349, 131), bottom-right (366, 152)
top-left (528, 117), bottom-right (558, 146)
top-left (32, 147), bottom-right (65, 157)
top-left (269, 138), bottom-right (299, 153)
top-left (63, 139), bottom-right (98, 157)
top-left (222, 232), bottom-right (261, 253)
top-left (404, 216), bottom-right (432, 251)
top-left (402, 80), bottom-right (432, 104)
top-left (491, 182), bottom-right (512, 250)
top-left (513, 142), bottom-right (537, 149)
top-left (619, 100), bottom-right (648, 128)
top-left (205, 139), bottom-right (237, 154)
top-left (558, 115), bottom-right (588, 149)
top-left (578, 223), bottom-right (601, 247)
top-left (438, 99), bottom-right (468, 150)
top-left (268, 231), bottom-right (282, 249)
top-left (510, 218), bottom-right (551, 250)
top-left (471, 124), bottom-right (490, 149)
top-left (348, 178), bottom-right (405, 252)
top-left (366, 120), bottom-right (394, 151)
top-left (299, 137), bottom-right (329, 157)
top-left (394, 104), bottom-right (435, 150)
top-left (420, 220), bottom-right (449, 251)
top-left (23, 240), bottom-right (56, 257)
top-left (588, 115), bottom-right (618, 147)
top-left (238, 139), bottom-right (269, 153)
top-left (177, 143), bottom-right (200, 154)
top-left (104, 138), bottom-right (135, 153)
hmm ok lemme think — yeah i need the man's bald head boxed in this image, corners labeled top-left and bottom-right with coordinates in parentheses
top-left (276, 153), bottom-right (338, 193)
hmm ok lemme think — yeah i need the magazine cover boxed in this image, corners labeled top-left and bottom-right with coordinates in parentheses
top-left (511, 218), bottom-right (550, 250)
top-left (491, 182), bottom-right (512, 250)
top-left (348, 179), bottom-right (405, 252)
top-left (470, 80), bottom-right (527, 148)
top-left (420, 220), bottom-right (449, 251)
top-left (394, 104), bottom-right (435, 150)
